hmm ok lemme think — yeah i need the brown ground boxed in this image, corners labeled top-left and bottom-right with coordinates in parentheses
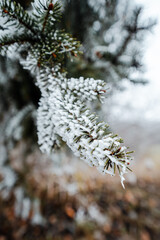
top-left (0, 168), bottom-right (160, 240)
top-left (0, 130), bottom-right (160, 240)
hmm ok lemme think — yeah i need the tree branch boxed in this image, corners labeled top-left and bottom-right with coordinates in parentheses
top-left (42, 0), bottom-right (53, 33)
top-left (2, 8), bottom-right (36, 35)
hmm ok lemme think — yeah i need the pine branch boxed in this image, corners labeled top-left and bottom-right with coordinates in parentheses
top-left (0, 0), bottom-right (37, 34)
top-left (37, 67), bottom-right (106, 101)
top-left (116, 35), bottom-right (131, 59)
top-left (124, 7), bottom-right (156, 34)
top-left (0, 0), bottom-right (134, 187)
top-left (0, 34), bottom-right (36, 48)
top-left (113, 7), bottom-right (156, 66)
top-left (28, 29), bottom-right (81, 68)
top-left (42, 0), bottom-right (53, 33)
top-left (33, 0), bottom-right (62, 33)
top-left (37, 86), bottom-right (133, 188)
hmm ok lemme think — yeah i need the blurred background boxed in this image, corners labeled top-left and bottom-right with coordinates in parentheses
top-left (0, 0), bottom-right (160, 239)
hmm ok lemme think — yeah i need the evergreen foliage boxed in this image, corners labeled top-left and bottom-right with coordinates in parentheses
top-left (0, 0), bottom-right (138, 187)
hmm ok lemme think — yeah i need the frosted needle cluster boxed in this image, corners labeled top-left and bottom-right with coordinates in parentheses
top-left (36, 67), bottom-right (133, 188)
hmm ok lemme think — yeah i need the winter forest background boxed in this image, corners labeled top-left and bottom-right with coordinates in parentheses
top-left (0, 0), bottom-right (160, 239)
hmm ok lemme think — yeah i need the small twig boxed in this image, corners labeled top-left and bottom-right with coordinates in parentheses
top-left (42, 1), bottom-right (54, 33)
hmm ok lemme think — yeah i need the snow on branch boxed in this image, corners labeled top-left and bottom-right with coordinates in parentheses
top-left (0, 0), bottom-right (133, 187)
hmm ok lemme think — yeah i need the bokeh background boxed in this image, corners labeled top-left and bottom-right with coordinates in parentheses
top-left (0, 0), bottom-right (160, 239)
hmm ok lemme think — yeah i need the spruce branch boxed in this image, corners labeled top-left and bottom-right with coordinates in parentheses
top-left (42, 0), bottom-right (54, 32)
top-left (0, 34), bottom-right (35, 49)
top-left (37, 85), bottom-right (133, 188)
top-left (115, 7), bottom-right (156, 63)
top-left (0, 0), bottom-right (37, 34)
top-left (37, 67), bottom-right (107, 101)
top-left (32, 0), bottom-right (62, 32)
top-left (0, 0), bottom-right (134, 187)
top-left (124, 7), bottom-right (156, 34)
